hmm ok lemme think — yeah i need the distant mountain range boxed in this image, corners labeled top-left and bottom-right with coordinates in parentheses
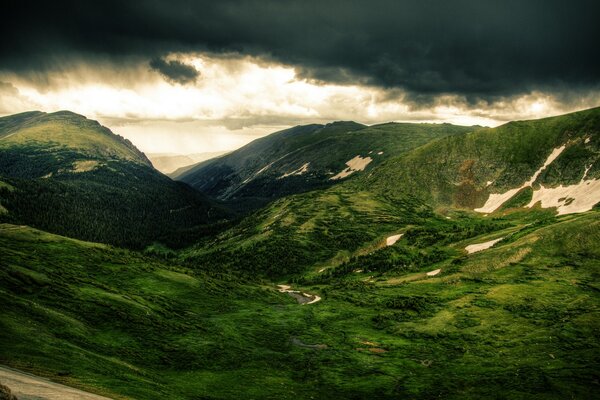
top-left (147, 151), bottom-right (228, 174)
top-left (182, 107), bottom-right (600, 278)
top-left (175, 121), bottom-right (475, 211)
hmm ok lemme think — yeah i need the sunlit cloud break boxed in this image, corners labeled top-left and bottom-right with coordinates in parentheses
top-left (1, 53), bottom-right (599, 154)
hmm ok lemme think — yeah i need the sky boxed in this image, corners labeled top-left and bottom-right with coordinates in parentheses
top-left (1, 0), bottom-right (599, 154)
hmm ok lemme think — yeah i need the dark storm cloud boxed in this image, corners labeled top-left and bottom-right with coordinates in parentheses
top-left (149, 58), bottom-right (199, 85)
top-left (2, 0), bottom-right (599, 102)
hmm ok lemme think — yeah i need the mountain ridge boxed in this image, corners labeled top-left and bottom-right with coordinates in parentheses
top-left (177, 120), bottom-right (475, 211)
top-left (357, 106), bottom-right (600, 212)
top-left (0, 110), bottom-right (152, 168)
top-left (0, 110), bottom-right (228, 248)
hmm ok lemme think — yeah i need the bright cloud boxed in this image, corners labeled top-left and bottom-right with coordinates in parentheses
top-left (1, 53), bottom-right (598, 154)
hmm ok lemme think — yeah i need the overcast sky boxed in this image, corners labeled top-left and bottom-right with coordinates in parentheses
top-left (1, 0), bottom-right (599, 154)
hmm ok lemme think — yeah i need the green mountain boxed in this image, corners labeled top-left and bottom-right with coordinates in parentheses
top-left (0, 108), bottom-right (599, 399)
top-left (177, 121), bottom-right (474, 211)
top-left (0, 111), bottom-right (228, 248)
top-left (360, 107), bottom-right (600, 212)
top-left (0, 110), bottom-right (151, 172)
top-left (182, 108), bottom-right (599, 280)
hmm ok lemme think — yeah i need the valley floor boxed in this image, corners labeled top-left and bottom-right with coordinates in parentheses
top-left (0, 209), bottom-right (599, 399)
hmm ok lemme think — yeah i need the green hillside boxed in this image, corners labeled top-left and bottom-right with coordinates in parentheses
top-left (179, 110), bottom-right (599, 282)
top-left (359, 107), bottom-right (600, 210)
top-left (0, 108), bottom-right (599, 399)
top-left (0, 111), bottom-right (228, 248)
top-left (0, 111), bottom-right (151, 171)
top-left (1, 208), bottom-right (598, 398)
top-left (177, 121), bottom-right (474, 211)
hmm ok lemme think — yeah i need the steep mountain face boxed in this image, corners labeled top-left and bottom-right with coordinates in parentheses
top-left (0, 111), bottom-right (228, 248)
top-left (177, 121), bottom-right (474, 210)
top-left (360, 107), bottom-right (600, 214)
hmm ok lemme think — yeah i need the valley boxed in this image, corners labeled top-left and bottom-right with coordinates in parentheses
top-left (0, 108), bottom-right (599, 399)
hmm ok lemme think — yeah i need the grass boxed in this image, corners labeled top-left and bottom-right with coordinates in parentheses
top-left (1, 207), bottom-right (598, 399)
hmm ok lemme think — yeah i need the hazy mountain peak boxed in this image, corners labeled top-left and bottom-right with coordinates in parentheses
top-left (0, 110), bottom-right (152, 169)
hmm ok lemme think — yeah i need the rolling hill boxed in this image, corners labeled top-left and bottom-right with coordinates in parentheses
top-left (1, 205), bottom-right (598, 399)
top-left (176, 121), bottom-right (475, 211)
top-left (0, 111), bottom-right (228, 248)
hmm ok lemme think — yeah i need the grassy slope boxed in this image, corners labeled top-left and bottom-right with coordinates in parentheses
top-left (359, 107), bottom-right (600, 209)
top-left (1, 208), bottom-right (598, 399)
top-left (180, 108), bottom-right (600, 281)
top-left (0, 111), bottom-right (150, 167)
top-left (1, 109), bottom-right (599, 399)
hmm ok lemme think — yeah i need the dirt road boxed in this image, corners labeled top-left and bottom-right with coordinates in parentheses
top-left (0, 365), bottom-right (113, 400)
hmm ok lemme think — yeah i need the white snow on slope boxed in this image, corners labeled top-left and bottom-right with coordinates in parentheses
top-left (330, 155), bottom-right (373, 180)
top-left (475, 145), bottom-right (566, 213)
top-left (465, 238), bottom-right (504, 254)
top-left (242, 161), bottom-right (275, 184)
top-left (527, 177), bottom-right (600, 215)
top-left (279, 162), bottom-right (310, 179)
top-left (386, 234), bottom-right (403, 246)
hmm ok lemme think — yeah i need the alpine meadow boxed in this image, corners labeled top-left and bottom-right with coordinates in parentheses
top-left (0, 1), bottom-right (599, 399)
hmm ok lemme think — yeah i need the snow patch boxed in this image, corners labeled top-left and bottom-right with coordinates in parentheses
top-left (256, 163), bottom-right (272, 175)
top-left (279, 162), bottom-right (309, 179)
top-left (486, 180), bottom-right (494, 187)
top-left (465, 238), bottom-right (504, 254)
top-left (72, 160), bottom-right (100, 173)
top-left (475, 145), bottom-right (566, 213)
top-left (426, 269), bottom-right (441, 276)
top-left (386, 234), bottom-right (403, 246)
top-left (304, 295), bottom-right (322, 305)
top-left (585, 137), bottom-right (591, 144)
top-left (242, 161), bottom-right (274, 184)
top-left (377, 151), bottom-right (384, 155)
top-left (330, 155), bottom-right (373, 180)
top-left (527, 178), bottom-right (600, 215)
